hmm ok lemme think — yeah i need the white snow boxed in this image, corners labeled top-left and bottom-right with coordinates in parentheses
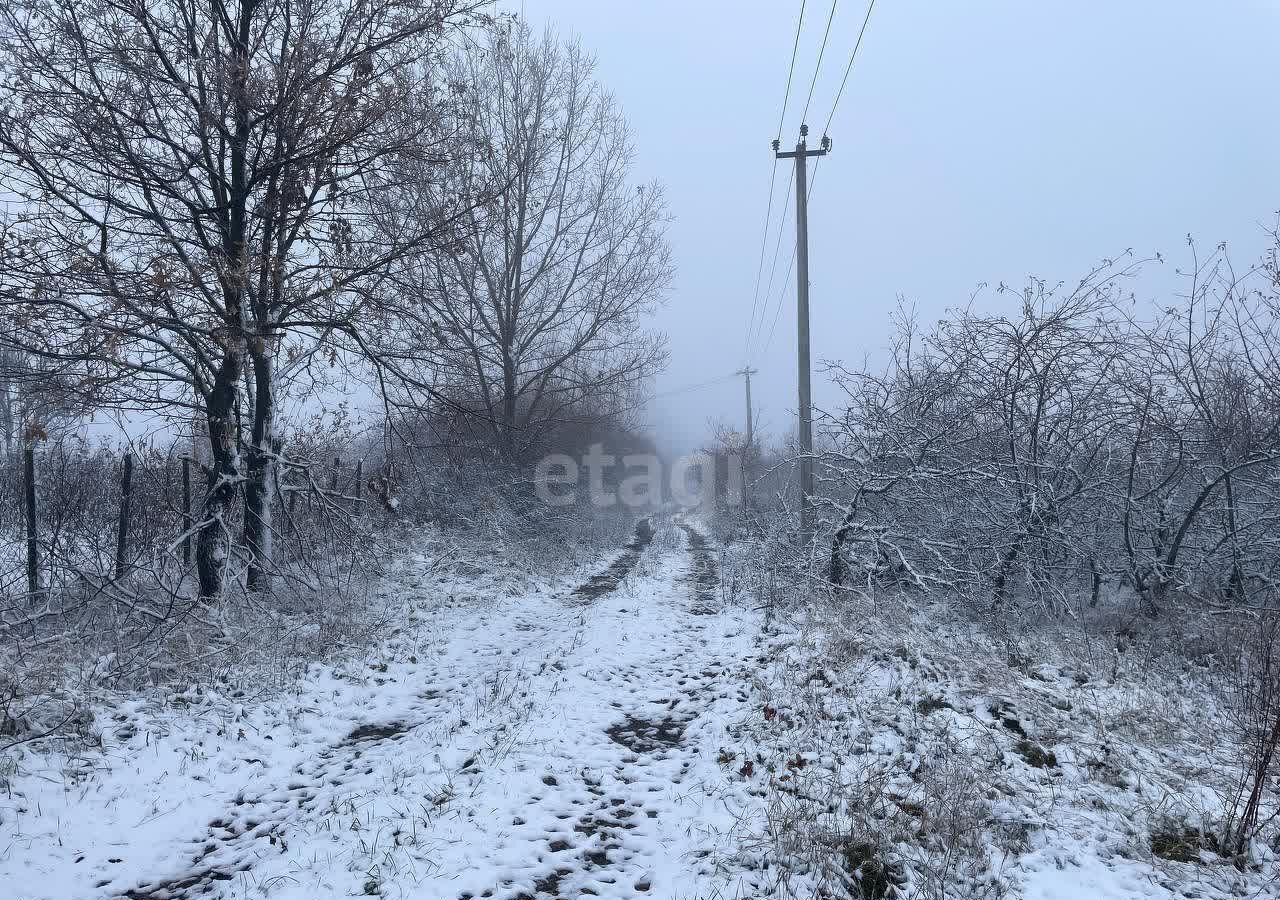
top-left (3, 514), bottom-right (1273, 899)
top-left (2, 516), bottom-right (769, 900)
top-left (719, 584), bottom-right (1276, 900)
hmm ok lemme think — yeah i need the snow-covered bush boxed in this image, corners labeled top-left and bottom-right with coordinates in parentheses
top-left (818, 245), bottom-right (1280, 618)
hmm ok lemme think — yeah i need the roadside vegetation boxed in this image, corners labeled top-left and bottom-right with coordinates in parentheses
top-left (0, 5), bottom-right (666, 752)
top-left (709, 238), bottom-right (1280, 896)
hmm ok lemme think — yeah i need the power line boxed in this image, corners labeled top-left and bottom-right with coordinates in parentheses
top-left (644, 372), bottom-right (740, 404)
top-left (776, 0), bottom-right (808, 140)
top-left (745, 0), bottom-right (810, 363)
top-left (822, 0), bottom-right (876, 137)
top-left (744, 166), bottom-right (781, 364)
top-left (761, 242), bottom-right (798, 361)
top-left (759, 161), bottom-right (824, 359)
top-left (757, 0), bottom-right (879, 361)
top-left (748, 175), bottom-right (794, 360)
top-left (799, 0), bottom-right (840, 127)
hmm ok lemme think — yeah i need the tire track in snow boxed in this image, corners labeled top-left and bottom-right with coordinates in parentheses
top-left (571, 518), bottom-right (655, 600)
top-left (677, 520), bottom-right (719, 615)
top-left (461, 515), bottom-right (765, 900)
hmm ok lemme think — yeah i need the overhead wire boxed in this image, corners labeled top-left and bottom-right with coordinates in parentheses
top-left (759, 166), bottom-right (822, 358)
top-left (775, 0), bottom-right (808, 141)
top-left (799, 0), bottom-right (840, 128)
top-left (757, 0), bottom-right (878, 361)
top-left (744, 1), bottom-right (809, 365)
top-left (644, 372), bottom-right (740, 404)
top-left (743, 170), bottom-right (782, 367)
top-left (748, 175), bottom-right (794, 359)
top-left (822, 0), bottom-right (876, 137)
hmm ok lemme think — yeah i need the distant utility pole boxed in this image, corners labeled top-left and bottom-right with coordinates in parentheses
top-left (736, 365), bottom-right (758, 508)
top-left (774, 124), bottom-right (830, 550)
top-left (735, 366), bottom-right (757, 451)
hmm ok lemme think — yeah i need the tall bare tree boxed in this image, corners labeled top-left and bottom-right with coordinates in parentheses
top-left (393, 24), bottom-right (672, 461)
top-left (0, 0), bottom-right (483, 597)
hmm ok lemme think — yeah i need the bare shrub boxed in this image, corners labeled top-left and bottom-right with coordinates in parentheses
top-left (909, 740), bottom-right (1004, 899)
top-left (1222, 606), bottom-right (1280, 857)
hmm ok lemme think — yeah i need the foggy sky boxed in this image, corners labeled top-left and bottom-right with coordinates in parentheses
top-left (508, 0), bottom-right (1280, 456)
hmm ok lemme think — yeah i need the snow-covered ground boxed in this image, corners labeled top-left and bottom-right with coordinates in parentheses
top-left (4, 514), bottom-right (1275, 899)
top-left (3, 515), bottom-right (771, 900)
top-left (726, 588), bottom-right (1278, 900)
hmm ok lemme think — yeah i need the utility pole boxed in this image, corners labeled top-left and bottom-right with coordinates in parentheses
top-left (735, 365), bottom-right (758, 509)
top-left (735, 366), bottom-right (757, 451)
top-left (774, 124), bottom-right (830, 550)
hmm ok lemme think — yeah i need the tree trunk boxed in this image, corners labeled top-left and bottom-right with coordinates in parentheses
top-left (196, 353), bottom-right (243, 601)
top-left (992, 534), bottom-right (1026, 606)
top-left (353, 459), bottom-right (364, 515)
top-left (195, 1), bottom-right (252, 603)
top-left (1223, 471), bottom-right (1245, 601)
top-left (114, 452), bottom-right (133, 580)
top-left (182, 456), bottom-right (192, 567)
top-left (501, 349), bottom-right (518, 459)
top-left (23, 441), bottom-right (40, 603)
top-left (243, 347), bottom-right (274, 592)
top-left (829, 502), bottom-right (860, 587)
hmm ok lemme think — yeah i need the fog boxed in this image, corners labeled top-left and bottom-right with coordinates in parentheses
top-left (8, 5), bottom-right (1280, 892)
top-left (509, 0), bottom-right (1280, 455)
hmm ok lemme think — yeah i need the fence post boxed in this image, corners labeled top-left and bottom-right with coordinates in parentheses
top-left (354, 459), bottom-right (363, 514)
top-left (23, 442), bottom-right (41, 603)
top-left (115, 452), bottom-right (133, 580)
top-left (182, 456), bottom-right (192, 566)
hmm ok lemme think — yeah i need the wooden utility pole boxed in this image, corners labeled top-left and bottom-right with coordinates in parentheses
top-left (774, 124), bottom-right (830, 548)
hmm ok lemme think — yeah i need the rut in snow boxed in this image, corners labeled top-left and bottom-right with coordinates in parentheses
top-left (571, 517), bottom-right (655, 600)
top-left (677, 521), bottom-right (719, 614)
top-left (116, 698), bottom-right (442, 899)
top-left (466, 517), bottom-right (758, 900)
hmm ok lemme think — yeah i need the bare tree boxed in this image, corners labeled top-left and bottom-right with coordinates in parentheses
top-left (818, 239), bottom-right (1280, 619)
top-left (1118, 242), bottom-right (1280, 608)
top-left (391, 24), bottom-right (672, 461)
top-left (822, 260), bottom-right (1142, 607)
top-left (0, 0), bottom-right (484, 597)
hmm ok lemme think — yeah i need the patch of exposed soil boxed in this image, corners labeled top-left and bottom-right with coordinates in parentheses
top-left (122, 865), bottom-right (240, 900)
top-left (345, 720), bottom-right (410, 743)
top-left (573, 518), bottom-right (654, 600)
top-left (605, 714), bottom-right (687, 753)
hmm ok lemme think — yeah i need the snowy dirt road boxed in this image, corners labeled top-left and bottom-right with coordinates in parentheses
top-left (5, 516), bottom-right (768, 900)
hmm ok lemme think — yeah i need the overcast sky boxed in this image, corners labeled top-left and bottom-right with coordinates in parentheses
top-left (510, 1), bottom-right (1280, 455)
